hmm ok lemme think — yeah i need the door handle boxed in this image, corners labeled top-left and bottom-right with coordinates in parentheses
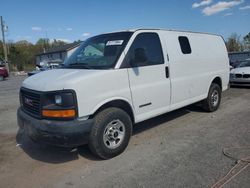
top-left (165, 67), bottom-right (169, 78)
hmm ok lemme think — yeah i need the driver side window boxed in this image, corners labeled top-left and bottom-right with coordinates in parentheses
top-left (126, 33), bottom-right (164, 67)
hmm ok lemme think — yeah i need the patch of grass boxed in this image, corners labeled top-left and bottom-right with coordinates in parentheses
top-left (9, 63), bottom-right (35, 72)
top-left (24, 64), bottom-right (35, 72)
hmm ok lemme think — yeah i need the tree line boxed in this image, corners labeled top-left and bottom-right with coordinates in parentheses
top-left (0, 33), bottom-right (250, 71)
top-left (0, 39), bottom-right (68, 71)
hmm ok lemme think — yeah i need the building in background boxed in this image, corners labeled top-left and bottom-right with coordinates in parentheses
top-left (228, 51), bottom-right (250, 67)
top-left (35, 41), bottom-right (82, 66)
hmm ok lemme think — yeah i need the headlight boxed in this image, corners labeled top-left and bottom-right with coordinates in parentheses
top-left (230, 73), bottom-right (235, 79)
top-left (41, 91), bottom-right (77, 119)
top-left (55, 95), bottom-right (62, 105)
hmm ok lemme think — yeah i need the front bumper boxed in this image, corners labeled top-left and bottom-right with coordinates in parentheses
top-left (17, 108), bottom-right (93, 147)
top-left (230, 78), bottom-right (250, 86)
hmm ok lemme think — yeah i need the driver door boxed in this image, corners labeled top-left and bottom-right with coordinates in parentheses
top-left (124, 32), bottom-right (171, 122)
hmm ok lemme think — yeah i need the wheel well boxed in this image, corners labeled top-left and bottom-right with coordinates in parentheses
top-left (91, 100), bottom-right (135, 124)
top-left (212, 77), bottom-right (222, 89)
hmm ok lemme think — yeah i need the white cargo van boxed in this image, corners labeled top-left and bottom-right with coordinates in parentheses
top-left (18, 29), bottom-right (229, 159)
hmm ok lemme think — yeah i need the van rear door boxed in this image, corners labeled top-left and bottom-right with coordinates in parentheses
top-left (124, 32), bottom-right (171, 122)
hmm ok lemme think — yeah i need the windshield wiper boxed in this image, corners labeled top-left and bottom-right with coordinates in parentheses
top-left (67, 63), bottom-right (92, 69)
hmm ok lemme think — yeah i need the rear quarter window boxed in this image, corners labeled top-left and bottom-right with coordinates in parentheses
top-left (178, 36), bottom-right (192, 54)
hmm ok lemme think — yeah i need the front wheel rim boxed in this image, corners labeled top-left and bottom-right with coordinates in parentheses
top-left (211, 90), bottom-right (219, 107)
top-left (103, 119), bottom-right (125, 149)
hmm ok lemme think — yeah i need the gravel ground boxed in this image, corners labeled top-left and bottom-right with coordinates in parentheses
top-left (0, 76), bottom-right (249, 188)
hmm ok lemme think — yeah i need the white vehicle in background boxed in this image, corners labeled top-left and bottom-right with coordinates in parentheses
top-left (28, 61), bottom-right (61, 76)
top-left (18, 29), bottom-right (229, 159)
top-left (230, 59), bottom-right (250, 86)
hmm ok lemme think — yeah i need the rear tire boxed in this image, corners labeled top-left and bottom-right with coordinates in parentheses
top-left (88, 107), bottom-right (132, 159)
top-left (202, 83), bottom-right (221, 112)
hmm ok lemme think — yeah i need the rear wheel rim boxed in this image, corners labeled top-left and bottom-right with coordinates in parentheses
top-left (211, 90), bottom-right (219, 107)
top-left (103, 119), bottom-right (125, 149)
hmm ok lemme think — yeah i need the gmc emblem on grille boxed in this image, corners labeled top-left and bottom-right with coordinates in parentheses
top-left (24, 97), bottom-right (33, 106)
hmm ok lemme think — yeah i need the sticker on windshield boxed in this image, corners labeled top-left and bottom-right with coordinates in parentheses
top-left (106, 40), bottom-right (124, 46)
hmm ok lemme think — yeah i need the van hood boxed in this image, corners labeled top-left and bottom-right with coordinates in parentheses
top-left (230, 67), bottom-right (250, 74)
top-left (22, 68), bottom-right (108, 91)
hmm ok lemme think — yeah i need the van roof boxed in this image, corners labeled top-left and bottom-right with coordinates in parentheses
top-left (106, 28), bottom-right (221, 37)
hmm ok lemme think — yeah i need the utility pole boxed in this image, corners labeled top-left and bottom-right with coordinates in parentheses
top-left (0, 16), bottom-right (9, 73)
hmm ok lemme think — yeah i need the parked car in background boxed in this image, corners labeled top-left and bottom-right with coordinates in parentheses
top-left (230, 61), bottom-right (241, 68)
top-left (230, 59), bottom-right (250, 86)
top-left (0, 59), bottom-right (9, 81)
top-left (28, 62), bottom-right (60, 76)
top-left (28, 67), bottom-right (46, 77)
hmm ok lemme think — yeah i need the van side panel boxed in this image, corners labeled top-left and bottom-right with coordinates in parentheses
top-left (162, 31), bottom-right (229, 110)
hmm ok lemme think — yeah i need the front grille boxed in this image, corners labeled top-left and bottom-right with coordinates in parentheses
top-left (243, 74), bottom-right (250, 79)
top-left (235, 74), bottom-right (242, 78)
top-left (20, 88), bottom-right (41, 117)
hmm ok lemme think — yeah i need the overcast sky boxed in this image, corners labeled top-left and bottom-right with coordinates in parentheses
top-left (1, 0), bottom-right (250, 43)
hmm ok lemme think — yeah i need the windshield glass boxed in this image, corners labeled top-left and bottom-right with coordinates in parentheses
top-left (237, 60), bottom-right (250, 68)
top-left (64, 32), bottom-right (133, 69)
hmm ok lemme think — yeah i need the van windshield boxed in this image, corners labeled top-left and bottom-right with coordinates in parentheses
top-left (64, 32), bottom-right (133, 69)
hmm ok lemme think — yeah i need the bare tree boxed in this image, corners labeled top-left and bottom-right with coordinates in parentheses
top-left (226, 33), bottom-right (242, 52)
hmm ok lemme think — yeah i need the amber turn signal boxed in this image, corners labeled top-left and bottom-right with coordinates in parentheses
top-left (42, 109), bottom-right (76, 118)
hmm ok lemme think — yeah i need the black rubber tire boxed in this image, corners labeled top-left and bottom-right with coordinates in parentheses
top-left (202, 83), bottom-right (222, 112)
top-left (88, 107), bottom-right (132, 159)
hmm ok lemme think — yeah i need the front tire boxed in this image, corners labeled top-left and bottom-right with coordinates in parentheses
top-left (202, 83), bottom-right (221, 112)
top-left (88, 107), bottom-right (132, 159)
